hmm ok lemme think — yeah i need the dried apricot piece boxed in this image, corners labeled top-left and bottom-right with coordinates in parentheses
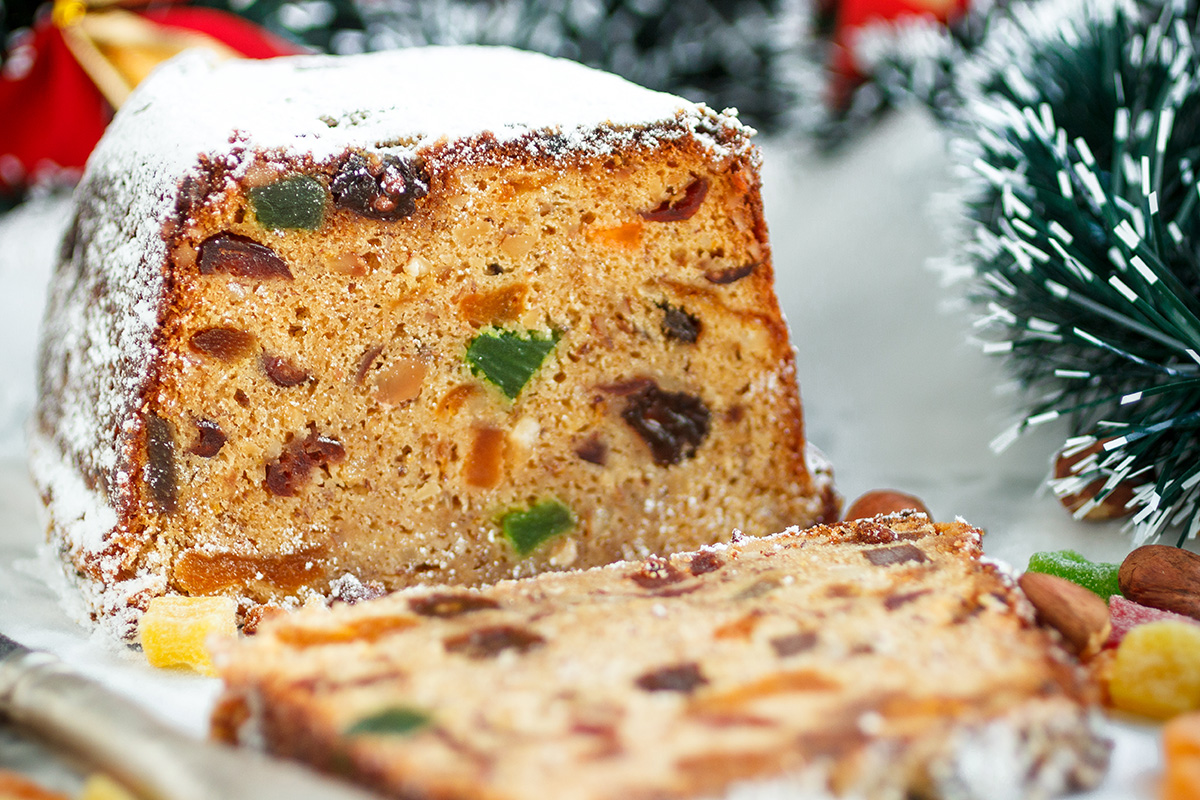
top-left (1164, 712), bottom-right (1200, 800)
top-left (139, 595), bottom-right (237, 676)
top-left (1108, 620), bottom-right (1200, 719)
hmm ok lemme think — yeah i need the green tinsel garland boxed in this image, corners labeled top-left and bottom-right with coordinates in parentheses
top-left (954, 0), bottom-right (1200, 544)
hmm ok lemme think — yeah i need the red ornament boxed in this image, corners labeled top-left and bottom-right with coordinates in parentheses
top-left (827, 0), bottom-right (970, 111)
top-left (0, 1), bottom-right (304, 194)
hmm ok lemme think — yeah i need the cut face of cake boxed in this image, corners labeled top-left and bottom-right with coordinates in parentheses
top-left (212, 515), bottom-right (1110, 800)
top-left (32, 47), bottom-right (836, 637)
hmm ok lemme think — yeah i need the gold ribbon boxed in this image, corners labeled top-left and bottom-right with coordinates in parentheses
top-left (53, 0), bottom-right (238, 108)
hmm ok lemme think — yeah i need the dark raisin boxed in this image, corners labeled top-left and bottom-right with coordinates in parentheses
top-left (688, 551), bottom-right (725, 576)
top-left (331, 153), bottom-right (428, 221)
top-left (636, 663), bottom-right (707, 693)
top-left (443, 625), bottom-right (544, 659)
top-left (641, 178), bottom-right (709, 222)
top-left (264, 443), bottom-right (314, 497)
top-left (574, 435), bottom-right (607, 465)
top-left (304, 431), bottom-right (346, 463)
top-left (628, 556), bottom-right (685, 589)
top-left (354, 344), bottom-right (385, 385)
top-left (621, 381), bottom-right (710, 466)
top-left (659, 303), bottom-right (701, 343)
top-left (189, 419), bottom-right (227, 457)
top-left (851, 520), bottom-right (898, 544)
top-left (190, 328), bottom-right (257, 362)
top-left (410, 593), bottom-right (500, 618)
top-left (704, 262), bottom-right (758, 285)
top-left (262, 352), bottom-right (310, 387)
top-left (198, 233), bottom-right (292, 279)
top-left (770, 631), bottom-right (818, 657)
top-left (264, 429), bottom-right (345, 496)
top-left (884, 589), bottom-right (931, 610)
top-left (863, 543), bottom-right (928, 567)
top-left (145, 415), bottom-right (177, 514)
top-left (597, 376), bottom-right (654, 396)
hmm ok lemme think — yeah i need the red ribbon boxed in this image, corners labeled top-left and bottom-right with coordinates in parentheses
top-left (0, 3), bottom-right (302, 193)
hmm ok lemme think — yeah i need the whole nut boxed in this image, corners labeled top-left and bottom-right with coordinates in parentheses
top-left (844, 490), bottom-right (930, 521)
top-left (1119, 545), bottom-right (1200, 621)
top-left (1018, 571), bottom-right (1112, 658)
top-left (1053, 439), bottom-right (1135, 520)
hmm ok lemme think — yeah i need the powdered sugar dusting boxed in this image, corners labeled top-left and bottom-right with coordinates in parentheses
top-left (110, 46), bottom-right (748, 177)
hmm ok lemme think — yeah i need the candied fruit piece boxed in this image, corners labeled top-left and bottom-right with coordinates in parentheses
top-left (139, 595), bottom-right (237, 676)
top-left (249, 174), bottom-right (326, 230)
top-left (0, 770), bottom-right (71, 800)
top-left (80, 774), bottom-right (137, 800)
top-left (1108, 620), bottom-right (1200, 719)
top-left (465, 328), bottom-right (559, 400)
top-left (501, 499), bottom-right (574, 556)
top-left (1164, 712), bottom-right (1200, 800)
top-left (1026, 549), bottom-right (1121, 598)
top-left (346, 707), bottom-right (432, 737)
top-left (1107, 596), bottom-right (1200, 649)
top-left (372, 356), bottom-right (428, 405)
top-left (464, 426), bottom-right (507, 488)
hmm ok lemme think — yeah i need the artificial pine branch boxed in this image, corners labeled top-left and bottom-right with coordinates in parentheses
top-left (952, 0), bottom-right (1200, 544)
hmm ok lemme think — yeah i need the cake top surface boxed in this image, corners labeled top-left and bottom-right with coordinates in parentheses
top-left (105, 46), bottom-right (747, 171)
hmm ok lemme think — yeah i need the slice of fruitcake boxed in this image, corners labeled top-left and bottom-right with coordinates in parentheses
top-left (212, 514), bottom-right (1110, 800)
top-left (32, 46), bottom-right (836, 638)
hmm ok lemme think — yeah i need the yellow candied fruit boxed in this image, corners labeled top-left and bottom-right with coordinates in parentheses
top-left (1109, 620), bottom-right (1200, 720)
top-left (1164, 712), bottom-right (1200, 800)
top-left (138, 595), bottom-right (237, 676)
top-left (78, 774), bottom-right (137, 800)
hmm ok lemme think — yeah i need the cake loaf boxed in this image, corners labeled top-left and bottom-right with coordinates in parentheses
top-left (32, 47), bottom-right (836, 638)
top-left (212, 514), bottom-right (1109, 800)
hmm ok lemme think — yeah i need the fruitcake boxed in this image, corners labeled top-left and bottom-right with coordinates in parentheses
top-left (212, 514), bottom-right (1110, 800)
top-left (31, 46), bottom-right (837, 639)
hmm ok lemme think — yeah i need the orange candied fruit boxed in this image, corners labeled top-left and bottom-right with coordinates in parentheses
top-left (138, 595), bottom-right (237, 676)
top-left (1163, 712), bottom-right (1200, 800)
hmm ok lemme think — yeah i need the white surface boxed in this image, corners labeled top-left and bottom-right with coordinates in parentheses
top-left (0, 109), bottom-right (1162, 797)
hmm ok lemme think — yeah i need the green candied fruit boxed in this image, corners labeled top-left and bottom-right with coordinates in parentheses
top-left (345, 707), bottom-right (432, 737)
top-left (1027, 549), bottom-right (1122, 598)
top-left (249, 174), bottom-right (326, 230)
top-left (465, 329), bottom-right (560, 400)
top-left (501, 500), bottom-right (575, 556)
